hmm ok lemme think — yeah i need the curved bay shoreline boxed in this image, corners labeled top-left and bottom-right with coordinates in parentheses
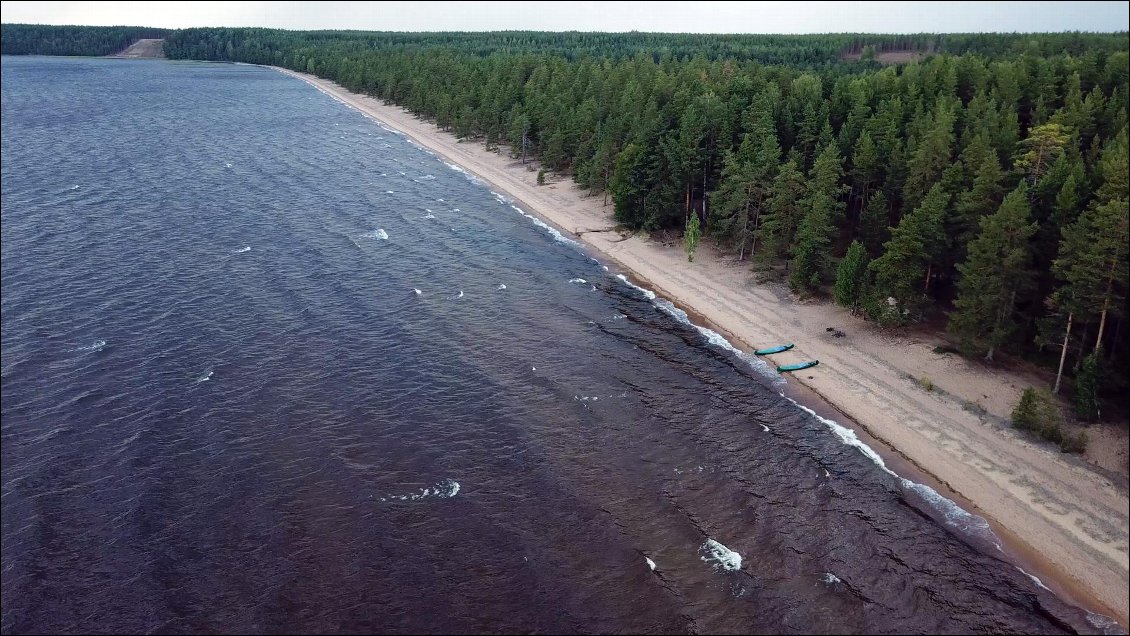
top-left (271, 65), bottom-right (1129, 630)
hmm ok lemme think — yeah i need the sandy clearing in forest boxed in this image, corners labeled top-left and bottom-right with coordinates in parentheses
top-left (274, 66), bottom-right (1129, 627)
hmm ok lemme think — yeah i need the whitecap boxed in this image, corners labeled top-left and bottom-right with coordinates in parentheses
top-left (700, 539), bottom-right (742, 572)
top-left (224, 162), bottom-right (232, 168)
top-left (645, 557), bottom-right (657, 571)
top-left (497, 284), bottom-right (507, 290)
top-left (568, 278), bottom-right (587, 284)
top-left (73, 339), bottom-right (107, 353)
top-left (455, 290), bottom-right (464, 299)
top-left (380, 478), bottom-right (460, 502)
top-left (820, 573), bottom-right (841, 584)
top-left (423, 213), bottom-right (436, 219)
top-left (360, 229), bottom-right (389, 240)
top-left (419, 174), bottom-right (436, 180)
top-left (233, 246), bottom-right (251, 254)
top-left (69, 184), bottom-right (80, 190)
top-left (615, 274), bottom-right (656, 300)
top-left (1016, 567), bottom-right (1050, 591)
top-left (412, 288), bottom-right (422, 295)
top-left (385, 190), bottom-right (395, 194)
top-left (195, 369), bottom-right (213, 383)
top-left (760, 424), bottom-right (770, 432)
top-left (652, 297), bottom-right (776, 380)
top-left (453, 208), bottom-right (461, 212)
top-left (786, 396), bottom-right (1001, 549)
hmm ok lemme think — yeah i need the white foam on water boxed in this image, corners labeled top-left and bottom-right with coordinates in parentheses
top-left (224, 162), bottom-right (232, 168)
top-left (412, 288), bottom-right (422, 295)
top-left (233, 246), bottom-right (251, 254)
top-left (568, 278), bottom-right (587, 284)
top-left (1085, 611), bottom-right (1121, 634)
top-left (497, 284), bottom-right (507, 290)
top-left (74, 339), bottom-right (107, 353)
top-left (700, 539), bottom-right (742, 572)
top-left (69, 184), bottom-right (80, 190)
top-left (359, 229), bottom-right (389, 240)
top-left (379, 478), bottom-right (460, 502)
top-left (385, 190), bottom-right (395, 194)
top-left (645, 557), bottom-right (657, 571)
top-left (509, 205), bottom-right (581, 247)
top-left (1016, 567), bottom-right (1051, 591)
top-left (444, 161), bottom-right (466, 173)
top-left (424, 213), bottom-right (436, 219)
top-left (437, 198), bottom-right (445, 202)
top-left (820, 573), bottom-right (841, 584)
top-left (455, 290), bottom-right (464, 299)
top-left (615, 274), bottom-right (656, 300)
top-left (761, 424), bottom-right (770, 432)
top-left (195, 369), bottom-right (213, 383)
top-left (653, 298), bottom-right (777, 380)
top-left (824, 469), bottom-right (830, 477)
top-left (785, 395), bottom-right (1002, 549)
top-left (453, 208), bottom-right (461, 212)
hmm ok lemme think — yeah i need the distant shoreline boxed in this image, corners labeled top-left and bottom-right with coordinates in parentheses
top-left (271, 65), bottom-right (1129, 628)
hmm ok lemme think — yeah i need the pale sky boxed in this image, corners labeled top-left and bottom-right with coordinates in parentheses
top-left (1, 1), bottom-right (1127, 33)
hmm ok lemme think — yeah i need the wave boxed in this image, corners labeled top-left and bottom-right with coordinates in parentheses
top-left (497, 284), bottom-right (507, 290)
top-left (379, 478), bottom-right (460, 502)
top-left (359, 229), bottom-right (389, 240)
top-left (68, 184), bottom-right (80, 190)
top-left (700, 539), bottom-right (742, 572)
top-left (652, 298), bottom-right (777, 380)
top-left (72, 339), bottom-right (107, 353)
top-left (785, 395), bottom-right (1001, 550)
top-left (645, 557), bottom-right (657, 571)
top-left (423, 213), bottom-right (436, 219)
top-left (195, 369), bottom-right (213, 383)
top-left (454, 290), bottom-right (464, 299)
top-left (568, 278), bottom-right (587, 284)
top-left (412, 288), bottom-right (422, 295)
top-left (233, 246), bottom-right (251, 254)
top-left (509, 204), bottom-right (581, 248)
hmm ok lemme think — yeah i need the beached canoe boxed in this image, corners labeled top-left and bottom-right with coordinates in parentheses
top-left (777, 360), bottom-right (819, 373)
top-left (754, 344), bottom-right (794, 355)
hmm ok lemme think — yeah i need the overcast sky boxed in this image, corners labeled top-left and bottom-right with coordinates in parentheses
top-left (1, 1), bottom-right (1127, 33)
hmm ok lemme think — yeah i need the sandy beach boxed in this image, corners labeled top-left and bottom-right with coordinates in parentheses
top-left (274, 67), bottom-right (1130, 627)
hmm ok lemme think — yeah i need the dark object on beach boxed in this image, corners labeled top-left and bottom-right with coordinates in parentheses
top-left (833, 330), bottom-right (846, 338)
top-left (826, 327), bottom-right (835, 332)
top-left (778, 360), bottom-right (820, 373)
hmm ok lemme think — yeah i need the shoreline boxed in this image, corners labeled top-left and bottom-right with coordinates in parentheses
top-left (272, 66), bottom-right (1129, 628)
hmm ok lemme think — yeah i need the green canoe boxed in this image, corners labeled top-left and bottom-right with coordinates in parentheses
top-left (777, 360), bottom-right (819, 373)
top-left (754, 344), bottom-right (794, 355)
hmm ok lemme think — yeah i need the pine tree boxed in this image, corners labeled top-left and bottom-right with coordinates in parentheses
top-left (869, 184), bottom-right (949, 324)
top-left (684, 212), bottom-right (702, 262)
top-left (948, 184), bottom-right (1037, 361)
top-left (858, 191), bottom-right (890, 257)
top-left (759, 156), bottom-right (806, 264)
top-left (788, 143), bottom-right (846, 292)
top-left (1074, 351), bottom-right (1101, 421)
top-left (951, 146), bottom-right (1005, 264)
top-left (709, 115), bottom-right (780, 259)
top-left (902, 101), bottom-right (955, 212)
top-left (834, 240), bottom-right (870, 314)
top-left (790, 194), bottom-right (835, 292)
top-left (1015, 123), bottom-right (1071, 185)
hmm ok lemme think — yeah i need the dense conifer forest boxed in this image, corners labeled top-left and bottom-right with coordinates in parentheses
top-left (3, 24), bottom-right (1127, 417)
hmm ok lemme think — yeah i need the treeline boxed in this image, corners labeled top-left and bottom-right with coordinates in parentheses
top-left (0, 24), bottom-right (170, 56)
top-left (5, 25), bottom-right (1129, 415)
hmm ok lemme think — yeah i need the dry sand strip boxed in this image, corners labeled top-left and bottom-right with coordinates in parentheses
top-left (273, 66), bottom-right (1129, 626)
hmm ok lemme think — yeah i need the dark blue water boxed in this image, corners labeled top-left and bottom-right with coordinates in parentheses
top-left (0, 56), bottom-right (1097, 634)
